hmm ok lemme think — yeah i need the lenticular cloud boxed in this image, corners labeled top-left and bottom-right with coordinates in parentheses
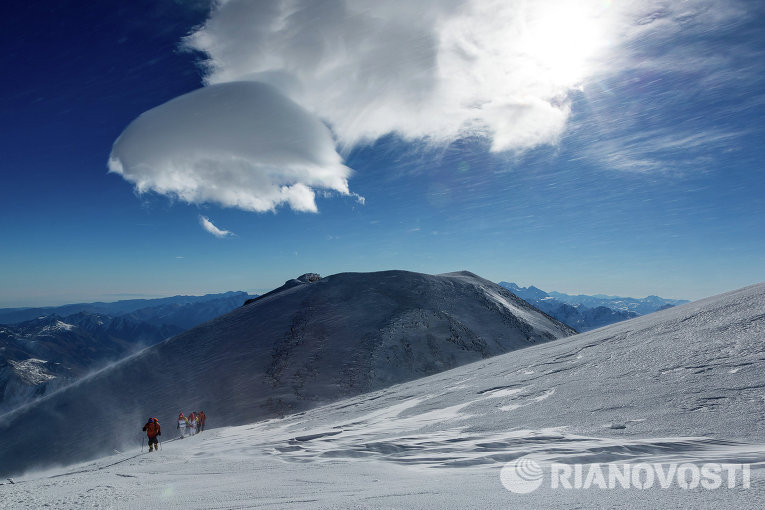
top-left (108, 81), bottom-right (351, 213)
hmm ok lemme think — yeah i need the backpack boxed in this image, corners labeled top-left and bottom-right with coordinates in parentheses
top-left (146, 418), bottom-right (160, 436)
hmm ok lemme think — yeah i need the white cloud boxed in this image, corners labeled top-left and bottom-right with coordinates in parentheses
top-left (182, 0), bottom-right (755, 162)
top-left (111, 0), bottom-right (754, 217)
top-left (600, 129), bottom-right (747, 174)
top-left (565, 0), bottom-right (757, 173)
top-left (351, 192), bottom-right (365, 206)
top-left (109, 81), bottom-right (352, 213)
top-left (184, 0), bottom-right (623, 153)
top-left (199, 215), bottom-right (235, 238)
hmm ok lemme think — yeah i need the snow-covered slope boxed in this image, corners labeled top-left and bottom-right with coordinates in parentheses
top-left (2, 282), bottom-right (764, 508)
top-left (0, 270), bottom-right (573, 477)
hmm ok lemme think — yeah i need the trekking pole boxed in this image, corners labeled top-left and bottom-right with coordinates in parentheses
top-left (141, 437), bottom-right (145, 452)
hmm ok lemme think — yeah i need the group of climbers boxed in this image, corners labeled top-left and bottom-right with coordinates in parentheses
top-left (141, 411), bottom-right (207, 452)
top-left (177, 410), bottom-right (206, 438)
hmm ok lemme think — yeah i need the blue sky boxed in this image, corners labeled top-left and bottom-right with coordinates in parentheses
top-left (1, 0), bottom-right (764, 307)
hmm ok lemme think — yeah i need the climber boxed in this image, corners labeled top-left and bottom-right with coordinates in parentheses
top-left (142, 417), bottom-right (161, 452)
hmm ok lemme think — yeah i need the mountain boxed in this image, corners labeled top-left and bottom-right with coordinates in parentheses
top-left (0, 270), bottom-right (574, 477)
top-left (117, 291), bottom-right (253, 330)
top-left (0, 314), bottom-right (182, 415)
top-left (498, 282), bottom-right (686, 331)
top-left (547, 290), bottom-right (689, 315)
top-left (0, 291), bottom-right (252, 326)
top-left (502, 283), bottom-right (549, 301)
top-left (534, 301), bottom-right (638, 332)
top-left (2, 282), bottom-right (764, 508)
top-left (0, 291), bottom-right (252, 415)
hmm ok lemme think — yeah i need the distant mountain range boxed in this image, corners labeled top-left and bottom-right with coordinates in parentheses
top-left (0, 270), bottom-right (576, 475)
top-left (0, 291), bottom-right (253, 415)
top-left (546, 289), bottom-right (689, 314)
top-left (498, 282), bottom-right (689, 332)
top-left (0, 291), bottom-right (251, 326)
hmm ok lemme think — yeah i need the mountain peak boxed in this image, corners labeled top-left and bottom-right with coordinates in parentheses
top-left (244, 273), bottom-right (322, 306)
top-left (297, 273), bottom-right (322, 283)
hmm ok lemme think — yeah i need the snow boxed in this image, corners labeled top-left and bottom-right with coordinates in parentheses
top-left (1, 281), bottom-right (764, 507)
top-left (7, 359), bottom-right (57, 385)
top-left (481, 286), bottom-right (563, 337)
top-left (39, 320), bottom-right (75, 334)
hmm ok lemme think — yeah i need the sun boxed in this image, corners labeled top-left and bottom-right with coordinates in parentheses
top-left (519, 1), bottom-right (610, 88)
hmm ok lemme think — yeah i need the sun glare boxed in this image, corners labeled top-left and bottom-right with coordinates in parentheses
top-left (520, 2), bottom-right (609, 88)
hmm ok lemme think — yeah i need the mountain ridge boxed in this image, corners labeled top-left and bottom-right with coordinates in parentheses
top-left (498, 281), bottom-right (688, 331)
top-left (0, 291), bottom-right (252, 325)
